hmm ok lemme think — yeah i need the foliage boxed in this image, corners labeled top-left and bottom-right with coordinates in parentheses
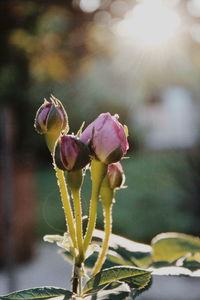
top-left (0, 287), bottom-right (72, 300)
top-left (1, 34), bottom-right (200, 296)
top-left (37, 151), bottom-right (200, 242)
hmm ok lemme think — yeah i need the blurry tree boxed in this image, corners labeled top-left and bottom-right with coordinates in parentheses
top-left (1, 0), bottom-right (200, 157)
top-left (1, 0), bottom-right (200, 244)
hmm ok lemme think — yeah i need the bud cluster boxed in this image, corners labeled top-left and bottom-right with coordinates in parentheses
top-left (34, 96), bottom-right (129, 289)
top-left (35, 97), bottom-right (129, 174)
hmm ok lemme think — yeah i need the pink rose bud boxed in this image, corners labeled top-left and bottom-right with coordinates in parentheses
top-left (34, 96), bottom-right (68, 135)
top-left (54, 135), bottom-right (90, 172)
top-left (80, 113), bottom-right (129, 164)
top-left (107, 162), bottom-right (125, 189)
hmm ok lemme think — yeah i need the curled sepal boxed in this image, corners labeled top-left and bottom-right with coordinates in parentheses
top-left (34, 95), bottom-right (68, 135)
top-left (76, 121), bottom-right (85, 137)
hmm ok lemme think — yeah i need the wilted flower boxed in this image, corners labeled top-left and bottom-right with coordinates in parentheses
top-left (54, 135), bottom-right (90, 172)
top-left (34, 95), bottom-right (68, 135)
top-left (80, 113), bottom-right (128, 164)
top-left (107, 162), bottom-right (125, 190)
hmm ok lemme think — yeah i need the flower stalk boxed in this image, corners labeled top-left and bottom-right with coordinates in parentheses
top-left (34, 97), bottom-right (128, 296)
top-left (67, 170), bottom-right (84, 263)
top-left (83, 160), bottom-right (107, 252)
top-left (92, 175), bottom-right (114, 275)
top-left (55, 167), bottom-right (77, 250)
top-left (44, 132), bottom-right (78, 251)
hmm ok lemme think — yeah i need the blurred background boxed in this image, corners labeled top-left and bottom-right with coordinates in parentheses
top-left (0, 0), bottom-right (200, 298)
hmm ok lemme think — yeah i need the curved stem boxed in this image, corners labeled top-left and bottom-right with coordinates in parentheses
top-left (55, 167), bottom-right (77, 249)
top-left (83, 160), bottom-right (107, 252)
top-left (92, 204), bottom-right (112, 275)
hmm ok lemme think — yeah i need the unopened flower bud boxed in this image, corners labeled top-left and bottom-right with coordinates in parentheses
top-left (80, 113), bottom-right (129, 164)
top-left (34, 96), bottom-right (68, 135)
top-left (54, 135), bottom-right (90, 172)
top-left (107, 162), bottom-right (125, 190)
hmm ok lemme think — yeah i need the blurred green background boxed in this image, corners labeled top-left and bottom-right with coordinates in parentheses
top-left (1, 0), bottom-right (200, 257)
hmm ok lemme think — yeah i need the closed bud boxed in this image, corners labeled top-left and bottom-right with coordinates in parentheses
top-left (34, 95), bottom-right (68, 135)
top-left (80, 113), bottom-right (129, 164)
top-left (54, 135), bottom-right (90, 172)
top-left (107, 162), bottom-right (125, 190)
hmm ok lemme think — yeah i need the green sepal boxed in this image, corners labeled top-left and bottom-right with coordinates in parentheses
top-left (104, 146), bottom-right (123, 165)
top-left (76, 121), bottom-right (85, 137)
top-left (72, 138), bottom-right (91, 171)
top-left (54, 139), bottom-right (65, 170)
top-left (47, 95), bottom-right (69, 134)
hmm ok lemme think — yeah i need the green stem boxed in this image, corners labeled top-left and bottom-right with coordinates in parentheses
top-left (67, 170), bottom-right (84, 262)
top-left (83, 160), bottom-right (107, 252)
top-left (55, 167), bottom-right (77, 249)
top-left (45, 132), bottom-right (59, 154)
top-left (45, 133), bottom-right (77, 251)
top-left (72, 260), bottom-right (82, 296)
top-left (92, 204), bottom-right (112, 275)
top-left (72, 189), bottom-right (84, 262)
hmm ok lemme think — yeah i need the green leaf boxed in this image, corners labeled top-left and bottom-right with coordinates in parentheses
top-left (92, 283), bottom-right (130, 300)
top-left (43, 234), bottom-right (64, 243)
top-left (176, 252), bottom-right (200, 271)
top-left (93, 230), bottom-right (152, 268)
top-left (0, 287), bottom-right (72, 300)
top-left (82, 266), bottom-right (151, 296)
top-left (43, 233), bottom-right (76, 256)
top-left (151, 232), bottom-right (200, 263)
top-left (151, 266), bottom-right (192, 276)
top-left (61, 231), bottom-right (152, 270)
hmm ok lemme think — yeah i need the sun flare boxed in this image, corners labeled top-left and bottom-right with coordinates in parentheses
top-left (114, 1), bottom-right (181, 48)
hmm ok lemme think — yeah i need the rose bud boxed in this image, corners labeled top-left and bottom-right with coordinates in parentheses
top-left (107, 162), bottom-right (125, 190)
top-left (80, 113), bottom-right (129, 164)
top-left (54, 135), bottom-right (90, 172)
top-left (34, 95), bottom-right (68, 135)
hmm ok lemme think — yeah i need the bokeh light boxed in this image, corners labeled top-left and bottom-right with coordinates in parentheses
top-left (113, 0), bottom-right (181, 49)
top-left (80, 0), bottom-right (101, 13)
top-left (187, 0), bottom-right (200, 17)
